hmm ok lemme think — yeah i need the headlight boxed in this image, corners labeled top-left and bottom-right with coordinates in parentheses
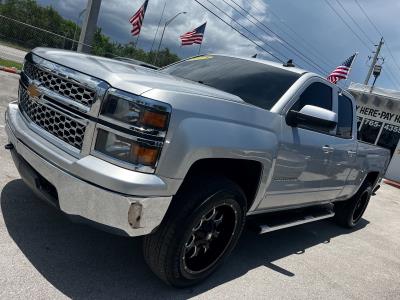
top-left (93, 89), bottom-right (170, 173)
top-left (94, 129), bottom-right (161, 168)
top-left (101, 90), bottom-right (170, 132)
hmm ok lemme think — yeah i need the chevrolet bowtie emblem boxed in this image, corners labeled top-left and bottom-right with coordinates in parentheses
top-left (27, 84), bottom-right (41, 98)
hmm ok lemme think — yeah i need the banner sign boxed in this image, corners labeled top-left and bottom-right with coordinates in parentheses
top-left (356, 105), bottom-right (400, 124)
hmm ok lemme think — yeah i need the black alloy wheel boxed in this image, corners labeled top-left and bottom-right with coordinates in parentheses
top-left (182, 203), bottom-right (238, 275)
top-left (352, 188), bottom-right (371, 223)
top-left (334, 183), bottom-right (373, 228)
top-left (143, 176), bottom-right (246, 287)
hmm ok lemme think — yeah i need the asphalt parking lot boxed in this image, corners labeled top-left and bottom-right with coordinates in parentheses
top-left (0, 70), bottom-right (399, 299)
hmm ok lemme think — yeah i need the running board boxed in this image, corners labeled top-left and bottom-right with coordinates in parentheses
top-left (257, 207), bottom-right (335, 234)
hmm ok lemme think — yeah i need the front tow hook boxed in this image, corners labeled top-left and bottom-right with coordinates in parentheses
top-left (4, 143), bottom-right (14, 150)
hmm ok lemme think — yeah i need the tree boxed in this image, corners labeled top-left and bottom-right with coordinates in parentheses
top-left (0, 0), bottom-right (180, 66)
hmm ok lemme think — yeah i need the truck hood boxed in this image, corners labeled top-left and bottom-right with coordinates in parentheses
top-left (32, 48), bottom-right (244, 103)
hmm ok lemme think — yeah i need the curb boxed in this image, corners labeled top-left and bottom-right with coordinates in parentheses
top-left (384, 179), bottom-right (400, 189)
top-left (0, 66), bottom-right (21, 74)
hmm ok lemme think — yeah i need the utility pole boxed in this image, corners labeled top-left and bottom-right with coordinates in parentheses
top-left (77, 0), bottom-right (102, 53)
top-left (364, 37), bottom-right (384, 85)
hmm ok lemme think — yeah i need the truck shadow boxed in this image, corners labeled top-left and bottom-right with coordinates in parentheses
top-left (1, 179), bottom-right (369, 299)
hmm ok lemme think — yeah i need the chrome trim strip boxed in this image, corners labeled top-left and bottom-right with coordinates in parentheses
top-left (81, 121), bottom-right (97, 157)
top-left (95, 123), bottom-right (164, 147)
top-left (39, 84), bottom-right (91, 114)
top-left (90, 81), bottom-right (111, 117)
top-left (105, 88), bottom-right (172, 113)
top-left (19, 81), bottom-right (89, 126)
top-left (99, 115), bottom-right (167, 139)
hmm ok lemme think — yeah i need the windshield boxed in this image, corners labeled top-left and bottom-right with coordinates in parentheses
top-left (162, 55), bottom-right (301, 110)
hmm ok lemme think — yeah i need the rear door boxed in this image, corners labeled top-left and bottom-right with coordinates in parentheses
top-left (260, 79), bottom-right (337, 210)
top-left (325, 93), bottom-right (359, 200)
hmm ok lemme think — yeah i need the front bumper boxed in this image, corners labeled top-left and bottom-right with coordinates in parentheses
top-left (5, 103), bottom-right (174, 237)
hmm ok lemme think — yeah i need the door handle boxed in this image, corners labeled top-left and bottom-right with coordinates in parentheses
top-left (322, 145), bottom-right (334, 154)
top-left (347, 150), bottom-right (357, 157)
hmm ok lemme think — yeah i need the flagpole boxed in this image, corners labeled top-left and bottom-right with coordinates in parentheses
top-left (197, 22), bottom-right (206, 56)
top-left (132, 0), bottom-right (149, 49)
top-left (197, 43), bottom-right (202, 55)
top-left (135, 34), bottom-right (141, 48)
top-left (342, 52), bottom-right (359, 89)
top-left (150, 0), bottom-right (166, 53)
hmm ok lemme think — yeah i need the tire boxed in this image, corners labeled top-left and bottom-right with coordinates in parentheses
top-left (143, 176), bottom-right (247, 287)
top-left (334, 183), bottom-right (373, 228)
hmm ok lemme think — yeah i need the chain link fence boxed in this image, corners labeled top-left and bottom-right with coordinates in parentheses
top-left (0, 14), bottom-right (94, 64)
top-left (0, 13), bottom-right (179, 69)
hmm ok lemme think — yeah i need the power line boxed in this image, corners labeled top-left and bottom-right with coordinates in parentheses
top-left (335, 0), bottom-right (374, 44)
top-left (220, 0), bottom-right (329, 74)
top-left (352, 0), bottom-right (400, 83)
top-left (227, 0), bottom-right (328, 74)
top-left (381, 52), bottom-right (400, 88)
top-left (257, 2), bottom-right (336, 69)
top-left (193, 0), bottom-right (284, 62)
top-left (353, 0), bottom-right (383, 37)
top-left (324, 0), bottom-right (372, 52)
top-left (204, 0), bottom-right (289, 62)
top-left (230, 0), bottom-right (329, 74)
top-left (326, 0), bottom-right (400, 89)
top-left (385, 45), bottom-right (400, 75)
top-left (382, 66), bottom-right (400, 90)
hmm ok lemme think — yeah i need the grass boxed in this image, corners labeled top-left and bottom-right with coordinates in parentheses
top-left (0, 58), bottom-right (22, 69)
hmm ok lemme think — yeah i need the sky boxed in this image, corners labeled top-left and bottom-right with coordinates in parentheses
top-left (37, 0), bottom-right (400, 91)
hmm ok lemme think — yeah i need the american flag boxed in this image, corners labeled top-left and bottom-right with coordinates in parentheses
top-left (180, 22), bottom-right (207, 46)
top-left (129, 0), bottom-right (149, 36)
top-left (327, 53), bottom-right (357, 84)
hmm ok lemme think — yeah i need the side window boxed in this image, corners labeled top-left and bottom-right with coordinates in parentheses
top-left (290, 82), bottom-right (333, 133)
top-left (291, 82), bottom-right (332, 112)
top-left (337, 95), bottom-right (353, 139)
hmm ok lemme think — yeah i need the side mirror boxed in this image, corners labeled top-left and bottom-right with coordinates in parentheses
top-left (286, 105), bottom-right (337, 130)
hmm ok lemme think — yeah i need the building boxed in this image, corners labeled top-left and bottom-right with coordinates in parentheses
top-left (348, 83), bottom-right (400, 182)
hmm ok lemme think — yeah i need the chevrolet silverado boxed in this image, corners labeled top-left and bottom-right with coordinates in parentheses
top-left (5, 49), bottom-right (390, 287)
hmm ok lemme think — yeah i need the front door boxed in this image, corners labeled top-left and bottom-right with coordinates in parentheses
top-left (259, 81), bottom-right (337, 210)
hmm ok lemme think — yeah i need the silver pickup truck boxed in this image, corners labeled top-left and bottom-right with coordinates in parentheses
top-left (5, 48), bottom-right (390, 287)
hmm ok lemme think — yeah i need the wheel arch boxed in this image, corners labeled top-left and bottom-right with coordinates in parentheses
top-left (363, 171), bottom-right (380, 188)
top-left (176, 158), bottom-right (264, 211)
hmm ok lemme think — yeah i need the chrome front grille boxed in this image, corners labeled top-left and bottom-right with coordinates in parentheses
top-left (19, 85), bottom-right (86, 150)
top-left (24, 61), bottom-right (97, 107)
